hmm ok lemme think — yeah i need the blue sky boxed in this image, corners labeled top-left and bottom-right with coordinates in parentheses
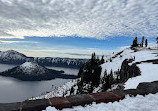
top-left (0, 0), bottom-right (158, 58)
top-left (0, 36), bottom-right (157, 58)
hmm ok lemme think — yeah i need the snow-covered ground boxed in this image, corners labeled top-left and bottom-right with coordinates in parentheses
top-left (101, 48), bottom-right (158, 77)
top-left (35, 47), bottom-right (158, 99)
top-left (124, 63), bottom-right (158, 89)
top-left (31, 79), bottom-right (79, 100)
top-left (43, 93), bottom-right (158, 111)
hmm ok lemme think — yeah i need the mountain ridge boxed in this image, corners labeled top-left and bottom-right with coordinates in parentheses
top-left (0, 50), bottom-right (87, 68)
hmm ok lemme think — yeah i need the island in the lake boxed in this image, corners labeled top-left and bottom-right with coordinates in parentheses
top-left (0, 62), bottom-right (77, 81)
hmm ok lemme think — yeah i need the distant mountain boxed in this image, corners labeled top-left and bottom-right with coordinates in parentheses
top-left (0, 62), bottom-right (77, 81)
top-left (0, 50), bottom-right (87, 68)
top-left (0, 50), bottom-right (27, 64)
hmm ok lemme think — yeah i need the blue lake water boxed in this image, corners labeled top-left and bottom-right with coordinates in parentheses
top-left (0, 64), bottom-right (78, 103)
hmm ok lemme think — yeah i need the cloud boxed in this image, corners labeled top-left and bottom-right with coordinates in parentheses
top-left (0, 0), bottom-right (158, 39)
top-left (0, 46), bottom-right (114, 58)
top-left (0, 40), bottom-right (38, 44)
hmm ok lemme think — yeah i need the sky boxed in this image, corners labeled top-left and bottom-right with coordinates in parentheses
top-left (0, 0), bottom-right (158, 58)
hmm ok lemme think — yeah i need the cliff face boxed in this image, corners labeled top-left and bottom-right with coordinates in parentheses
top-left (120, 59), bottom-right (141, 82)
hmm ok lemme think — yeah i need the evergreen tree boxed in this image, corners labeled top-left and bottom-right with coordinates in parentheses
top-left (156, 37), bottom-right (158, 49)
top-left (141, 36), bottom-right (144, 47)
top-left (131, 37), bottom-right (138, 47)
top-left (145, 39), bottom-right (148, 47)
top-left (77, 52), bottom-right (102, 93)
top-left (70, 87), bottom-right (74, 95)
top-left (109, 70), bottom-right (114, 83)
top-left (101, 55), bottom-right (105, 64)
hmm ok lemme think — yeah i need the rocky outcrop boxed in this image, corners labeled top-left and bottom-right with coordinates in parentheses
top-left (137, 81), bottom-right (158, 94)
top-left (112, 81), bottom-right (158, 98)
top-left (120, 59), bottom-right (141, 82)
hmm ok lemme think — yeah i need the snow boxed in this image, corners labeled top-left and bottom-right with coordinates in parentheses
top-left (31, 79), bottom-right (79, 100)
top-left (0, 50), bottom-right (26, 60)
top-left (43, 93), bottom-right (158, 111)
top-left (124, 63), bottom-right (158, 89)
top-left (20, 62), bottom-right (46, 75)
top-left (35, 47), bottom-right (158, 99)
top-left (101, 48), bottom-right (158, 78)
top-left (21, 62), bottom-right (36, 69)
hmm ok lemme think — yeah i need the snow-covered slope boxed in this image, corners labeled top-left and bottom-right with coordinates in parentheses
top-left (43, 93), bottom-right (158, 111)
top-left (19, 62), bottom-right (47, 75)
top-left (124, 63), bottom-right (158, 89)
top-left (34, 47), bottom-right (158, 99)
top-left (0, 50), bottom-right (27, 64)
top-left (101, 47), bottom-right (158, 77)
top-left (31, 79), bottom-right (79, 100)
top-left (100, 47), bottom-right (158, 91)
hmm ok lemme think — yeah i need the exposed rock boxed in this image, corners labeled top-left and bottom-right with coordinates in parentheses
top-left (137, 81), bottom-right (158, 94)
top-left (111, 90), bottom-right (126, 99)
top-left (124, 89), bottom-right (146, 96)
top-left (89, 92), bottom-right (121, 103)
top-left (66, 94), bottom-right (94, 106)
top-left (120, 59), bottom-right (141, 82)
top-left (49, 97), bottom-right (71, 110)
top-left (22, 99), bottom-right (49, 111)
top-left (120, 59), bottom-right (130, 82)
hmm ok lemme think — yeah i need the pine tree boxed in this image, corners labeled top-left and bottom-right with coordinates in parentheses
top-left (109, 70), bottom-right (114, 82)
top-left (132, 37), bottom-right (138, 47)
top-left (101, 55), bottom-right (105, 64)
top-left (156, 37), bottom-right (158, 49)
top-left (78, 52), bottom-right (102, 93)
top-left (145, 39), bottom-right (148, 47)
top-left (141, 36), bottom-right (144, 47)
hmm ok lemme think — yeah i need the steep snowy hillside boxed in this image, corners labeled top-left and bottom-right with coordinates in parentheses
top-left (35, 47), bottom-right (158, 99)
top-left (124, 63), bottom-right (158, 89)
top-left (0, 62), bottom-right (77, 81)
top-left (101, 47), bottom-right (158, 77)
top-left (0, 50), bottom-right (87, 68)
top-left (31, 79), bottom-right (79, 100)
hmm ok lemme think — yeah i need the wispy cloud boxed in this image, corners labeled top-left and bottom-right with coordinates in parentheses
top-left (0, 47), bottom-right (114, 58)
top-left (0, 40), bottom-right (38, 44)
top-left (0, 0), bottom-right (157, 39)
